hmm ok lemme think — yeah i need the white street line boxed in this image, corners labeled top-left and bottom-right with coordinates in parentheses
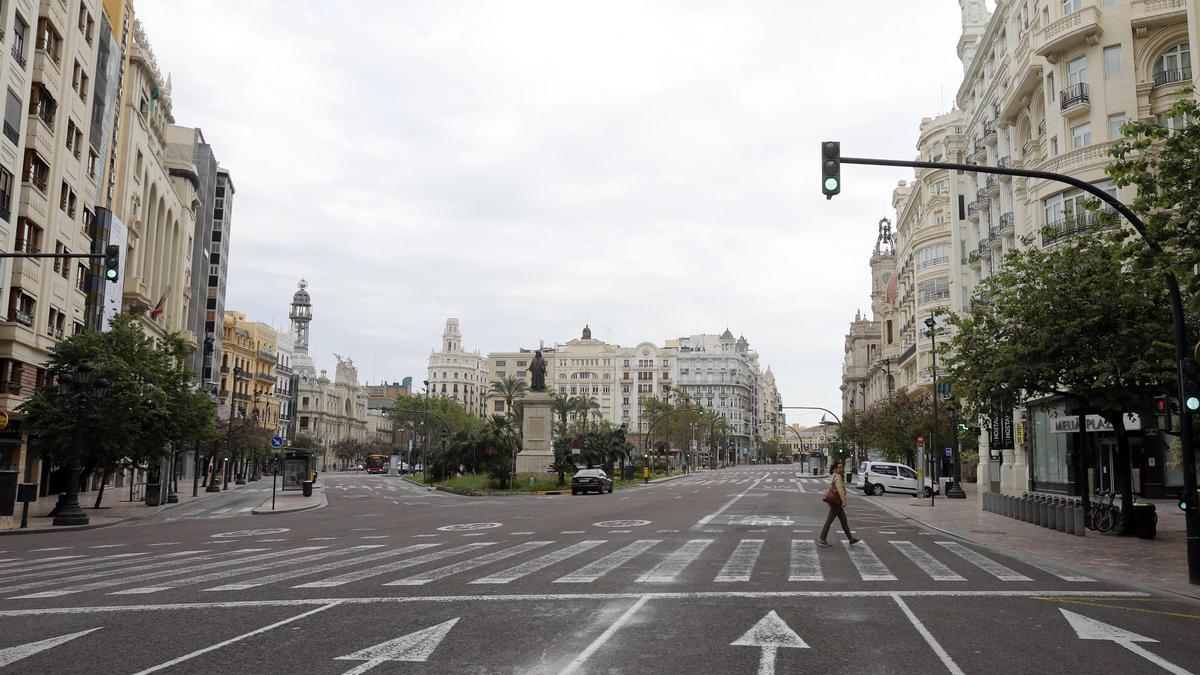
top-left (892, 595), bottom-right (964, 675)
top-left (560, 530), bottom-right (585, 534)
top-left (30, 547), bottom-right (72, 552)
top-left (0, 552), bottom-right (154, 582)
top-left (207, 545), bottom-right (444, 591)
top-left (935, 541), bottom-right (1031, 581)
top-left (637, 540), bottom-right (712, 583)
top-left (0, 551), bottom-right (208, 593)
top-left (361, 535), bottom-right (390, 539)
top-left (1010, 556), bottom-right (1095, 582)
top-left (559, 596), bottom-right (650, 675)
top-left (412, 534), bottom-right (440, 538)
top-left (511, 531), bottom-right (535, 535)
top-left (890, 542), bottom-right (965, 581)
top-left (788, 540), bottom-right (823, 582)
top-left (694, 476), bottom-right (765, 528)
top-left (148, 542), bottom-right (181, 547)
top-left (112, 546), bottom-right (386, 595)
top-left (554, 540), bottom-right (661, 584)
top-left (842, 540), bottom-right (897, 581)
top-left (471, 541), bottom-right (606, 585)
top-left (296, 543), bottom-right (498, 588)
top-left (386, 541), bottom-right (554, 586)
top-left (131, 602), bottom-right (341, 675)
top-left (90, 544), bottom-right (128, 549)
top-left (715, 539), bottom-right (764, 583)
top-left (308, 537), bottom-right (339, 541)
top-left (210, 508), bottom-right (231, 515)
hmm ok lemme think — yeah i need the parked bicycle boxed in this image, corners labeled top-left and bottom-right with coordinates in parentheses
top-left (1090, 489), bottom-right (1122, 534)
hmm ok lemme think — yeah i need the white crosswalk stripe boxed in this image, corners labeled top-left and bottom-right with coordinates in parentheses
top-left (842, 540), bottom-right (897, 581)
top-left (715, 539), bottom-right (764, 582)
top-left (0, 551), bottom-right (210, 594)
top-left (295, 543), bottom-right (497, 588)
top-left (935, 541), bottom-right (1032, 581)
top-left (788, 540), bottom-right (823, 581)
top-left (1006, 556), bottom-right (1094, 582)
top-left (110, 545), bottom-right (388, 595)
top-left (0, 551), bottom-right (184, 585)
top-left (470, 541), bottom-right (607, 584)
top-left (637, 539), bottom-right (712, 583)
top-left (386, 541), bottom-right (554, 586)
top-left (206, 544), bottom-right (443, 591)
top-left (0, 554), bottom-right (83, 571)
top-left (554, 540), bottom-right (661, 583)
top-left (890, 541), bottom-right (965, 581)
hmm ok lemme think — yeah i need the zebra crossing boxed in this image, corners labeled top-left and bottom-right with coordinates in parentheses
top-left (677, 475), bottom-right (827, 487)
top-left (0, 535), bottom-right (1096, 599)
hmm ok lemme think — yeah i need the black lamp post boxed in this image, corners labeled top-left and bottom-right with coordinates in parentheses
top-left (53, 362), bottom-right (109, 526)
top-left (235, 392), bottom-right (263, 486)
top-left (925, 316), bottom-right (938, 506)
top-left (217, 366), bottom-right (244, 492)
top-left (944, 395), bottom-right (966, 499)
top-left (422, 380), bottom-right (430, 485)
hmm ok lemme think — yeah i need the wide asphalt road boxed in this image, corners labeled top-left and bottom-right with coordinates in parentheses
top-left (0, 466), bottom-right (1197, 674)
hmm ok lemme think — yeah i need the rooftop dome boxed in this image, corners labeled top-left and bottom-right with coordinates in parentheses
top-left (720, 328), bottom-right (735, 341)
top-left (293, 279), bottom-right (310, 303)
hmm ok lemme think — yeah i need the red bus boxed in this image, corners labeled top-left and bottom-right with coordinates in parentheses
top-left (365, 454), bottom-right (387, 474)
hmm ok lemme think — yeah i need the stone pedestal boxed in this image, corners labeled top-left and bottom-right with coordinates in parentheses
top-left (517, 392), bottom-right (555, 475)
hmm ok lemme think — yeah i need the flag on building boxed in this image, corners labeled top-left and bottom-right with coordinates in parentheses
top-left (149, 286), bottom-right (171, 319)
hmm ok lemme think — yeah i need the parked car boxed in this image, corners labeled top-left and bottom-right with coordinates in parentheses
top-left (856, 461), bottom-right (939, 497)
top-left (571, 469), bottom-right (613, 495)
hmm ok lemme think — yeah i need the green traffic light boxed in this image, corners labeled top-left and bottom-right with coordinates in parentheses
top-left (105, 269), bottom-right (118, 280)
top-left (824, 177), bottom-right (839, 191)
top-left (1187, 396), bottom-right (1200, 411)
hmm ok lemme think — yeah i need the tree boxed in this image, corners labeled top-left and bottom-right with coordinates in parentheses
top-left (943, 232), bottom-right (1178, 533)
top-left (19, 315), bottom-right (217, 508)
top-left (489, 376), bottom-right (528, 418)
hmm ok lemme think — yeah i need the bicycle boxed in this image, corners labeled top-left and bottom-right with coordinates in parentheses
top-left (1084, 490), bottom-right (1105, 531)
top-left (1092, 489), bottom-right (1123, 534)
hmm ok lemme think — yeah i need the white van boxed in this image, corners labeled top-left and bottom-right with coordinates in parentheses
top-left (856, 461), bottom-right (938, 497)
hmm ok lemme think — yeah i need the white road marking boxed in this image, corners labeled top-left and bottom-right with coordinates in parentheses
top-left (90, 544), bottom-right (128, 549)
top-left (0, 551), bottom-right (209, 594)
top-left (0, 552), bottom-right (154, 582)
top-left (559, 596), bottom-right (650, 675)
top-left (471, 541), bottom-right (606, 584)
top-left (890, 542), bottom-right (965, 581)
top-left (694, 476), bottom-right (765, 528)
top-left (637, 539), bottom-right (712, 583)
top-left (308, 537), bottom-right (340, 541)
top-left (893, 595), bottom-right (964, 675)
top-left (412, 534), bottom-right (439, 538)
top-left (30, 547), bottom-right (72, 552)
top-left (131, 602), bottom-right (341, 675)
top-left (935, 541), bottom-right (1031, 581)
top-left (206, 545), bottom-right (442, 591)
top-left (336, 617), bottom-right (460, 673)
top-left (511, 531), bottom-right (535, 535)
top-left (386, 541), bottom-right (554, 586)
top-left (0, 628), bottom-right (103, 668)
top-left (842, 540), bottom-right (897, 581)
top-left (788, 540), bottom-right (823, 582)
top-left (111, 546), bottom-right (386, 595)
top-left (0, 555), bottom-right (81, 570)
top-left (715, 539), bottom-right (765, 583)
top-left (361, 535), bottom-right (390, 539)
top-left (731, 610), bottom-right (809, 675)
top-left (148, 542), bottom-right (181, 547)
top-left (210, 508), bottom-right (232, 515)
top-left (560, 530), bottom-right (585, 534)
top-left (296, 543), bottom-right (498, 588)
top-left (554, 540), bottom-right (661, 584)
top-left (1012, 557), bottom-right (1095, 582)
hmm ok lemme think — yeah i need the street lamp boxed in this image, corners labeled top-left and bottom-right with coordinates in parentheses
top-left (422, 380), bottom-right (430, 485)
top-left (53, 362), bottom-right (109, 526)
top-left (882, 357), bottom-right (892, 397)
top-left (216, 366), bottom-right (244, 493)
top-left (944, 395), bottom-right (966, 499)
top-left (925, 316), bottom-right (939, 506)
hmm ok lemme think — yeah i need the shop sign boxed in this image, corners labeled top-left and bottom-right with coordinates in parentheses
top-left (990, 411), bottom-right (1015, 450)
top-left (1051, 413), bottom-right (1142, 434)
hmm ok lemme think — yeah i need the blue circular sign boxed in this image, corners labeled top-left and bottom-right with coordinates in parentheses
top-left (270, 435), bottom-right (283, 449)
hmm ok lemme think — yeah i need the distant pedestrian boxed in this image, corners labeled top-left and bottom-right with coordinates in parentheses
top-left (819, 461), bottom-right (860, 548)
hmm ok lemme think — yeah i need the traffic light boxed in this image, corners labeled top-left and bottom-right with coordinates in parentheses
top-left (1153, 395), bottom-right (1172, 432)
top-left (821, 141), bottom-right (841, 199)
top-left (104, 244), bottom-right (120, 283)
top-left (1182, 358), bottom-right (1200, 412)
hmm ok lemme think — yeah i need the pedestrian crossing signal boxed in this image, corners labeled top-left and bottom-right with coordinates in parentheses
top-left (1182, 358), bottom-right (1200, 411)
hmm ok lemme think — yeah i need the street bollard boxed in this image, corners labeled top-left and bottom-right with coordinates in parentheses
top-left (1017, 496), bottom-right (1026, 522)
top-left (1035, 497), bottom-right (1045, 526)
top-left (1004, 495), bottom-right (1013, 518)
top-left (1074, 504), bottom-right (1086, 536)
top-left (1062, 502), bottom-right (1074, 534)
top-left (983, 492), bottom-right (990, 512)
top-left (1056, 502), bottom-right (1067, 532)
top-left (1049, 500), bottom-right (1059, 530)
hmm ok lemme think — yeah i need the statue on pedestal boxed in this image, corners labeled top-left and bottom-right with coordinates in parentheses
top-left (528, 349), bottom-right (547, 392)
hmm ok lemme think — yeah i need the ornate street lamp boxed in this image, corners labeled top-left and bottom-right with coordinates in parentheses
top-left (53, 362), bottom-right (109, 526)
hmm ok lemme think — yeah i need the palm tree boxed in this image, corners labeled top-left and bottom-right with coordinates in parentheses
top-left (575, 395), bottom-right (601, 429)
top-left (552, 392), bottom-right (574, 431)
top-left (489, 375), bottom-right (528, 418)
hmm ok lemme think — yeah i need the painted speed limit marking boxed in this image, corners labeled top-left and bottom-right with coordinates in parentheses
top-left (593, 520), bottom-right (650, 528)
top-left (437, 522), bottom-right (503, 532)
top-left (211, 528), bottom-right (290, 538)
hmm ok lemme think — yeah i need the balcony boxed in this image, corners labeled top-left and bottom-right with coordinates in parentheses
top-left (1, 121), bottom-right (16, 145)
top-left (997, 156), bottom-right (1012, 181)
top-left (977, 240), bottom-right (991, 260)
top-left (967, 201), bottom-right (980, 222)
top-left (1132, 0), bottom-right (1188, 31)
top-left (11, 44), bottom-right (25, 69)
top-left (986, 174), bottom-right (999, 195)
top-left (257, 372), bottom-right (275, 383)
top-left (1038, 119), bottom-right (1046, 137)
top-left (976, 189), bottom-right (990, 209)
top-left (0, 380), bottom-right (22, 395)
top-left (1000, 212), bottom-right (1015, 235)
top-left (983, 120), bottom-right (996, 144)
top-left (1041, 211), bottom-right (1098, 247)
top-left (1153, 68), bottom-right (1191, 88)
top-left (1059, 82), bottom-right (1089, 113)
top-left (898, 343), bottom-right (917, 366)
top-left (23, 164), bottom-right (48, 194)
top-left (12, 310), bottom-right (33, 327)
top-left (1035, 4), bottom-right (1102, 60)
top-left (989, 225), bottom-right (1004, 249)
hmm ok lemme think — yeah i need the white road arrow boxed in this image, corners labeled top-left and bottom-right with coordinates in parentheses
top-left (0, 628), bottom-right (102, 668)
top-left (335, 618), bottom-right (459, 674)
top-left (731, 610), bottom-right (809, 675)
top-left (1059, 609), bottom-right (1193, 675)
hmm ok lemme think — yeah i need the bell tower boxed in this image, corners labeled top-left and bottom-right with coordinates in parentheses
top-left (289, 279), bottom-right (312, 353)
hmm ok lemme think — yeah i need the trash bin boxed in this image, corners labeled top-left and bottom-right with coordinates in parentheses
top-left (302, 480), bottom-right (313, 498)
top-left (1133, 502), bottom-right (1157, 539)
top-left (144, 483), bottom-right (162, 506)
top-left (812, 468), bottom-right (819, 476)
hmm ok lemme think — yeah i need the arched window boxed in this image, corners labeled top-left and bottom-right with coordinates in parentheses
top-left (1154, 42), bottom-right (1191, 86)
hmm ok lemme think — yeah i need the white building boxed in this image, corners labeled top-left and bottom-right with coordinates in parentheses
top-left (427, 318), bottom-right (487, 417)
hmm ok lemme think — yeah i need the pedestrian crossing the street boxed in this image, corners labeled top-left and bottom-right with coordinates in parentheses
top-left (0, 534), bottom-right (1097, 600)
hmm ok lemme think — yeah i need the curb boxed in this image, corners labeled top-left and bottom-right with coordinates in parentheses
top-left (252, 490), bottom-right (328, 516)
top-left (0, 487), bottom-right (229, 535)
top-left (866, 496), bottom-right (1200, 604)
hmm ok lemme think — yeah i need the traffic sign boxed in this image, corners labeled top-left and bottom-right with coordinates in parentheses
top-left (0, 411), bottom-right (8, 431)
top-left (945, 448), bottom-right (952, 457)
top-left (270, 435), bottom-right (283, 449)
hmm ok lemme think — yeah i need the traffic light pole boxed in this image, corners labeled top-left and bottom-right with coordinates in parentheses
top-left (835, 152), bottom-right (1199, 585)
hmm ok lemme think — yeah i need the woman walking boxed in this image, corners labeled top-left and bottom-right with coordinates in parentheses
top-left (819, 461), bottom-right (860, 547)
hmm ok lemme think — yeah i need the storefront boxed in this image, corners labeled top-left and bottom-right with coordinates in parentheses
top-left (1027, 397), bottom-right (1179, 499)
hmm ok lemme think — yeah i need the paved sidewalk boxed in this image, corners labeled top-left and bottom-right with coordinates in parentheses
top-left (252, 484), bottom-right (326, 515)
top-left (0, 480), bottom-right (255, 534)
top-left (868, 481), bottom-right (1198, 600)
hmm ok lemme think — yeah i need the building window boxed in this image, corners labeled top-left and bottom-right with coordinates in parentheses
top-left (1071, 121), bottom-right (1091, 149)
top-left (1061, 0), bottom-right (1081, 14)
top-left (1066, 55), bottom-right (1087, 88)
top-left (15, 217), bottom-right (42, 253)
top-left (1107, 113), bottom-right (1126, 140)
top-left (0, 168), bottom-right (12, 222)
top-left (1153, 42), bottom-right (1192, 87)
top-left (494, 401), bottom-right (504, 412)
top-left (915, 243), bottom-right (949, 270)
top-left (76, 263), bottom-right (87, 290)
top-left (916, 278), bottom-right (950, 305)
top-left (3, 88), bottom-right (22, 145)
top-left (1103, 45), bottom-right (1121, 78)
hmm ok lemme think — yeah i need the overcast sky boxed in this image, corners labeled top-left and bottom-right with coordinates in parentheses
top-left (138, 1), bottom-right (969, 426)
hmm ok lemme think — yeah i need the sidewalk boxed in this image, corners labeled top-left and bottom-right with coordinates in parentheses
top-left (0, 479), bottom-right (254, 534)
top-left (252, 483), bottom-right (326, 515)
top-left (869, 481), bottom-right (1199, 600)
